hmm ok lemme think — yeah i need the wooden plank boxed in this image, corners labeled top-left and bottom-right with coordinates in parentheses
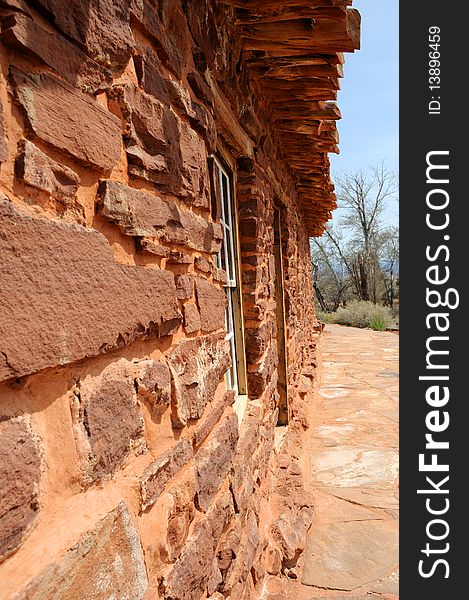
top-left (205, 71), bottom-right (255, 158)
top-left (241, 8), bottom-right (360, 53)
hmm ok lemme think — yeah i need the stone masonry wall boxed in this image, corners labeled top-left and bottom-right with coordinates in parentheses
top-left (0, 1), bottom-right (324, 598)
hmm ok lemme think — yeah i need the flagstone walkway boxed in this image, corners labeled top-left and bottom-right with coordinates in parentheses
top-left (264, 324), bottom-right (399, 599)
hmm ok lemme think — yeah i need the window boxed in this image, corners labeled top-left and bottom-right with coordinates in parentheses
top-left (211, 156), bottom-right (247, 396)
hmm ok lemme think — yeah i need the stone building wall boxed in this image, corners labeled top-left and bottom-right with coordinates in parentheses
top-left (0, 1), bottom-right (359, 598)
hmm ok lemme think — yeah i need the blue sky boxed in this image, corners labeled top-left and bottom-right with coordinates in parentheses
top-left (329, 0), bottom-right (399, 224)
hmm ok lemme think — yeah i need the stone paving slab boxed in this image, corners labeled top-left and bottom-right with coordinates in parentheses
top-left (302, 520), bottom-right (398, 590)
top-left (261, 325), bottom-right (399, 600)
top-left (301, 325), bottom-right (399, 598)
top-left (300, 325), bottom-right (399, 600)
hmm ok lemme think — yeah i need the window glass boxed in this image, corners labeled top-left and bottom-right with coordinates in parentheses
top-left (214, 158), bottom-right (239, 393)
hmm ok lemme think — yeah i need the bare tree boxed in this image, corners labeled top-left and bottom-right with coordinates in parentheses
top-left (335, 162), bottom-right (398, 302)
top-left (310, 227), bottom-right (351, 311)
top-left (380, 226), bottom-right (399, 307)
top-left (310, 162), bottom-right (399, 310)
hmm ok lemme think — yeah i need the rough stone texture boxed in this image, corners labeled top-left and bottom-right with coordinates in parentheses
top-left (0, 0), bottom-right (31, 16)
top-left (15, 139), bottom-right (80, 202)
top-left (0, 419), bottom-right (40, 562)
top-left (212, 266), bottom-right (228, 284)
top-left (135, 359), bottom-right (171, 417)
top-left (110, 81), bottom-right (211, 206)
top-left (140, 440), bottom-right (193, 511)
top-left (261, 543), bottom-right (283, 576)
top-left (164, 472), bottom-right (197, 562)
top-left (1, 13), bottom-right (112, 93)
top-left (223, 510), bottom-right (259, 594)
top-left (109, 83), bottom-right (170, 184)
top-left (30, 0), bottom-right (134, 69)
top-left (230, 413), bottom-right (260, 519)
top-left (193, 391), bottom-right (235, 448)
top-left (194, 412), bottom-right (238, 511)
top-left (71, 360), bottom-right (146, 484)
top-left (195, 277), bottom-right (227, 333)
top-left (9, 67), bottom-right (121, 171)
top-left (166, 251), bottom-right (193, 265)
top-left (0, 1), bottom-right (361, 597)
top-left (97, 180), bottom-right (222, 254)
top-left (0, 98), bottom-right (7, 163)
top-left (183, 304), bottom-right (201, 334)
top-left (271, 507), bottom-right (314, 565)
top-left (0, 199), bottom-right (181, 382)
top-left (133, 47), bottom-right (169, 105)
top-left (194, 255), bottom-right (213, 274)
top-left (15, 502), bottom-right (148, 599)
top-left (167, 78), bottom-right (217, 154)
top-left (162, 491), bottom-right (234, 600)
top-left (176, 118), bottom-right (211, 208)
top-left (136, 237), bottom-right (170, 257)
top-left (131, 0), bottom-right (189, 81)
top-left (167, 334), bottom-right (231, 428)
top-left (175, 275), bottom-right (194, 300)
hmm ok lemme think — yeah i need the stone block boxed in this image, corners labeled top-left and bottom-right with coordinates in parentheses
top-left (195, 413), bottom-right (239, 512)
top-left (224, 511), bottom-right (259, 592)
top-left (247, 345), bottom-right (278, 400)
top-left (164, 471), bottom-right (197, 562)
top-left (0, 199), bottom-right (181, 382)
top-left (195, 277), bottom-right (227, 333)
top-left (0, 418), bottom-right (40, 562)
top-left (194, 255), bottom-right (213, 274)
top-left (116, 77), bottom-right (210, 205)
top-left (271, 506), bottom-right (314, 565)
top-left (175, 274), bottom-right (194, 300)
top-left (177, 119), bottom-right (211, 208)
top-left (167, 333), bottom-right (231, 428)
top-left (16, 502), bottom-right (148, 599)
top-left (0, 0), bottom-right (31, 16)
top-left (193, 391), bottom-right (235, 447)
top-left (1, 13), bottom-right (112, 93)
top-left (15, 139), bottom-right (80, 202)
top-left (136, 238), bottom-right (170, 257)
top-left (140, 440), bottom-right (193, 510)
top-left (167, 78), bottom-right (216, 155)
top-left (109, 83), bottom-right (171, 185)
top-left (183, 304), bottom-right (201, 334)
top-left (97, 180), bottom-right (222, 254)
top-left (0, 98), bottom-right (7, 163)
top-left (9, 67), bottom-right (121, 172)
top-left (166, 251), bottom-right (193, 265)
top-left (162, 491), bottom-right (234, 600)
top-left (245, 321), bottom-right (274, 361)
top-left (230, 413), bottom-right (261, 515)
top-left (261, 542), bottom-right (283, 575)
top-left (187, 71), bottom-right (213, 107)
top-left (131, 3), bottom-right (184, 79)
top-left (72, 360), bottom-right (146, 484)
top-left (212, 266), bottom-right (228, 284)
top-left (31, 0), bottom-right (134, 68)
top-left (136, 359), bottom-right (171, 418)
top-left (133, 47), bottom-right (169, 104)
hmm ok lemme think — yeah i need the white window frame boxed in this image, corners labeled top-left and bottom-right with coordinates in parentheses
top-left (213, 156), bottom-right (246, 397)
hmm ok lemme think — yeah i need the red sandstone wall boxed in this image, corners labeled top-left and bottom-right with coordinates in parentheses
top-left (0, 1), bottom-right (322, 598)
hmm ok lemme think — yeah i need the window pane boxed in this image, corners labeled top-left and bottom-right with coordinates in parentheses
top-left (213, 157), bottom-right (239, 394)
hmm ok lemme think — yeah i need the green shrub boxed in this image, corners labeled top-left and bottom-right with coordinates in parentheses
top-left (327, 301), bottom-right (396, 330)
top-left (369, 317), bottom-right (387, 331)
top-left (316, 309), bottom-right (333, 323)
